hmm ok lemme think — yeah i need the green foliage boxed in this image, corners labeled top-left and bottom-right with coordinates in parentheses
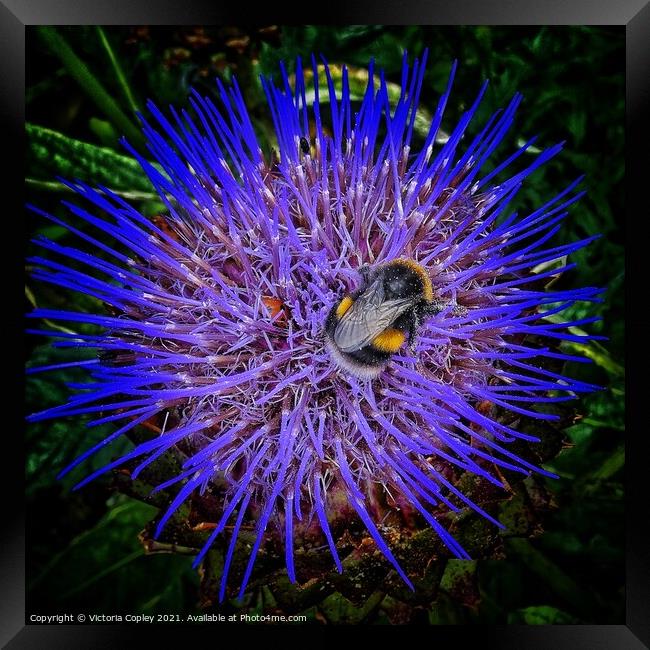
top-left (508, 605), bottom-right (578, 625)
top-left (29, 497), bottom-right (199, 613)
top-left (35, 26), bottom-right (145, 148)
top-left (27, 123), bottom-right (157, 194)
top-left (25, 25), bottom-right (624, 624)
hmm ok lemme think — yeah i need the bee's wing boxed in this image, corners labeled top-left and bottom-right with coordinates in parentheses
top-left (333, 279), bottom-right (414, 353)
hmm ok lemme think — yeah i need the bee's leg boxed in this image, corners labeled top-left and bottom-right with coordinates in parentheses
top-left (423, 299), bottom-right (467, 318)
top-left (358, 263), bottom-right (373, 288)
top-left (407, 312), bottom-right (420, 352)
top-left (422, 299), bottom-right (447, 317)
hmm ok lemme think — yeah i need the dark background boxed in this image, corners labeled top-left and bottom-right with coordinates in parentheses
top-left (25, 25), bottom-right (624, 624)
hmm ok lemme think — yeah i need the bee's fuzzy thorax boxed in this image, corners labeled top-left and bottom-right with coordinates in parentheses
top-left (389, 258), bottom-right (434, 302)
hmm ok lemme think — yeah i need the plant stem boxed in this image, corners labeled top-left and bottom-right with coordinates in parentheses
top-left (37, 26), bottom-right (144, 148)
top-left (96, 26), bottom-right (140, 116)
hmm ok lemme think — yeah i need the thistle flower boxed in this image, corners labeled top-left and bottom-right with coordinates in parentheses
top-left (27, 52), bottom-right (603, 600)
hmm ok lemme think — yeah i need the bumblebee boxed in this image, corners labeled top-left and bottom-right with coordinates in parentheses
top-left (324, 258), bottom-right (449, 378)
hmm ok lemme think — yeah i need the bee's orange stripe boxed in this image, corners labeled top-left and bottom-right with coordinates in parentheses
top-left (336, 295), bottom-right (354, 318)
top-left (372, 328), bottom-right (406, 353)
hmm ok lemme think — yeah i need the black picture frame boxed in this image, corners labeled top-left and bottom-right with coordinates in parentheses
top-left (3, 0), bottom-right (647, 645)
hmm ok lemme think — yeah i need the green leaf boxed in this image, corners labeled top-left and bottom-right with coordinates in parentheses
top-left (301, 64), bottom-right (443, 143)
top-left (29, 495), bottom-right (198, 612)
top-left (590, 445), bottom-right (625, 480)
top-left (439, 560), bottom-right (479, 610)
top-left (26, 123), bottom-right (158, 194)
top-left (318, 591), bottom-right (386, 624)
top-left (541, 312), bottom-right (624, 378)
top-left (509, 605), bottom-right (578, 625)
top-left (88, 117), bottom-right (119, 147)
top-left (30, 499), bottom-right (154, 590)
top-left (505, 538), bottom-right (596, 619)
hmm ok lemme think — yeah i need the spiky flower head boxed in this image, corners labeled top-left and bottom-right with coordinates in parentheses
top-left (27, 52), bottom-right (602, 600)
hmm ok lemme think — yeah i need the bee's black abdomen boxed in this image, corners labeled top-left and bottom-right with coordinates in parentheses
top-left (325, 336), bottom-right (393, 379)
top-left (324, 301), bottom-right (341, 339)
top-left (347, 345), bottom-right (392, 366)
